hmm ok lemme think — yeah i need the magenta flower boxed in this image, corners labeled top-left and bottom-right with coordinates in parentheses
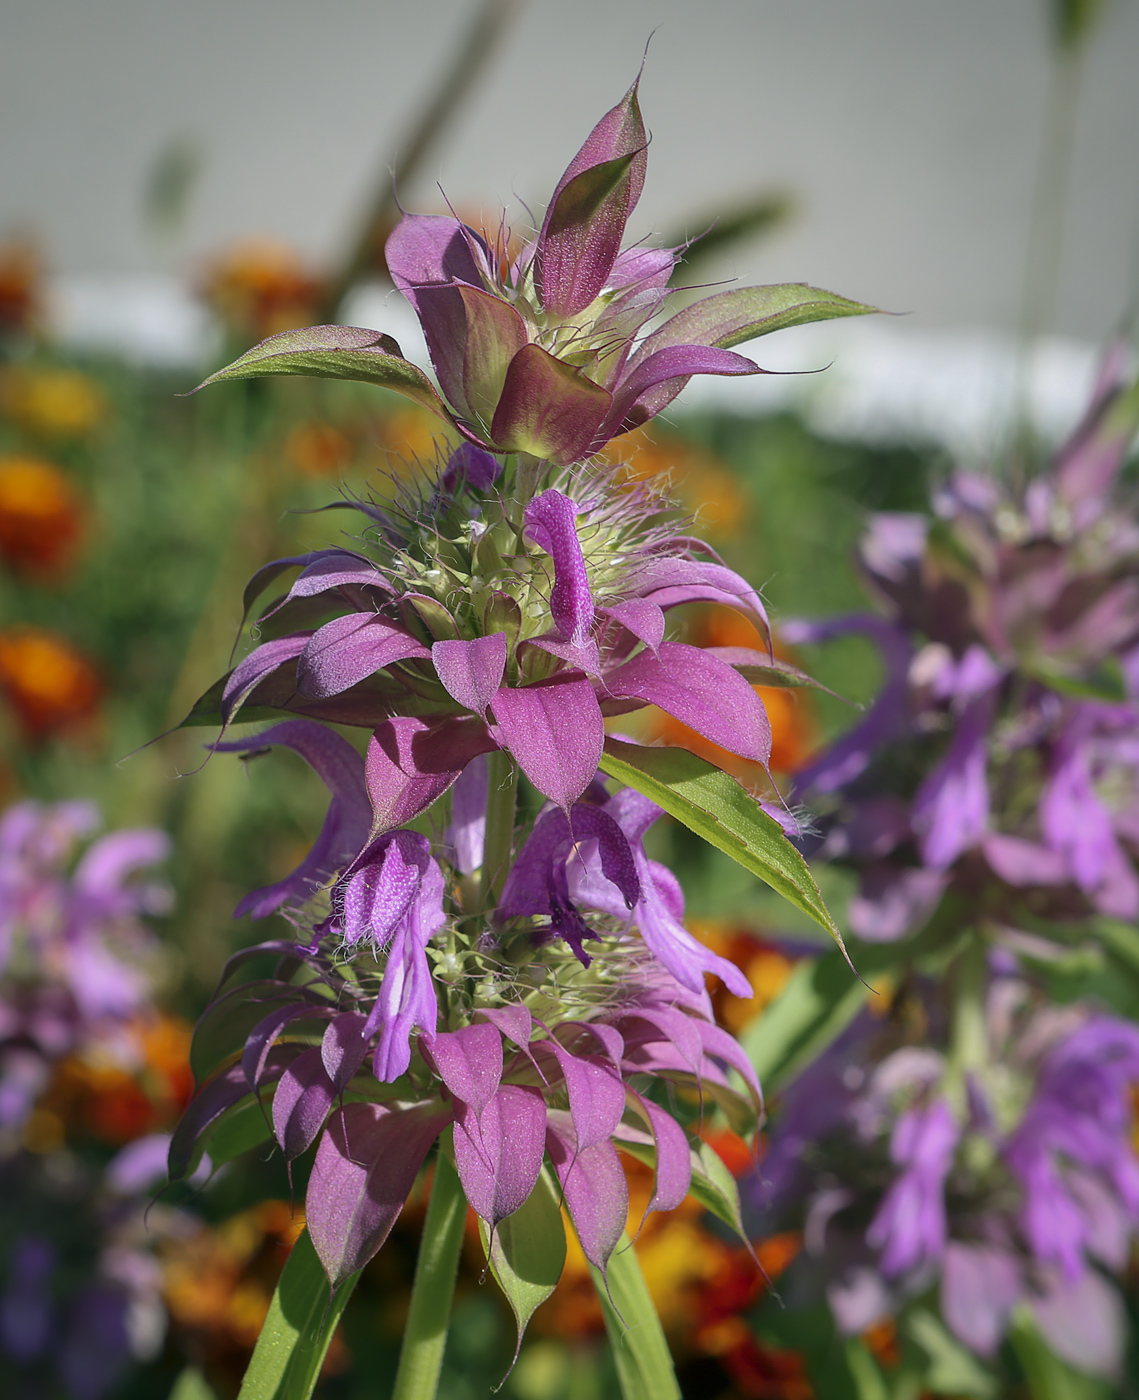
top-left (208, 457), bottom-right (780, 819)
top-left (196, 80), bottom-right (872, 466)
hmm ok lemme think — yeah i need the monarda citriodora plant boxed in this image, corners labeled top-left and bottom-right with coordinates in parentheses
top-left (172, 78), bottom-right (871, 1400)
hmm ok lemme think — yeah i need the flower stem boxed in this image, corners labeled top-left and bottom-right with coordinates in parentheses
top-left (947, 932), bottom-right (989, 1100)
top-left (480, 747), bottom-right (518, 910)
top-left (390, 1144), bottom-right (467, 1400)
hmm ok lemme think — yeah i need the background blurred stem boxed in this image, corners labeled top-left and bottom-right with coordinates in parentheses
top-left (322, 0), bottom-right (527, 320)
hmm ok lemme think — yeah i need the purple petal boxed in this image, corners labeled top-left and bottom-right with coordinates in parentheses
top-left (525, 490), bottom-right (596, 646)
top-left (306, 1101), bottom-right (449, 1286)
top-left (272, 1045), bottom-right (336, 1160)
top-left (386, 213), bottom-right (484, 295)
top-left (425, 1022), bottom-right (503, 1118)
top-left (366, 715), bottom-right (497, 834)
top-left (452, 1084), bottom-right (547, 1226)
top-left (545, 1112), bottom-right (628, 1273)
top-left (1055, 350), bottom-right (1139, 524)
top-left (867, 1100), bottom-right (958, 1277)
top-left (297, 613), bottom-right (430, 699)
top-left (847, 864), bottom-right (948, 943)
top-left (221, 634), bottom-right (309, 725)
top-left (983, 834), bottom-right (1068, 887)
top-left (0, 1237), bottom-right (54, 1362)
top-left (604, 642), bottom-right (772, 765)
top-left (448, 752), bottom-right (488, 875)
top-left (535, 79), bottom-right (647, 318)
top-left (490, 344), bottom-right (612, 466)
top-left (432, 633), bottom-right (508, 715)
top-left (913, 692), bottom-right (994, 869)
top-left (72, 828), bottom-right (169, 902)
top-left (341, 831), bottom-right (430, 949)
top-left (215, 720), bottom-right (370, 918)
top-left (321, 1012), bottom-right (371, 1092)
top-left (253, 550), bottom-right (395, 623)
top-left (631, 555), bottom-right (770, 638)
top-left (941, 1242), bottom-right (1021, 1356)
top-left (491, 673), bottom-right (604, 808)
top-left (105, 1134), bottom-right (176, 1195)
top-left (694, 1020), bottom-right (763, 1106)
top-left (441, 442), bottom-right (502, 494)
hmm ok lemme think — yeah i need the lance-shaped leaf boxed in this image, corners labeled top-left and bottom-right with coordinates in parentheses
top-left (478, 1164), bottom-right (566, 1373)
top-left (243, 1003), bottom-right (331, 1092)
top-left (220, 635), bottom-right (310, 727)
top-left (539, 1041), bottom-right (626, 1151)
top-left (193, 324), bottom-right (457, 426)
top-left (452, 1084), bottom-right (547, 1226)
top-left (600, 738), bottom-right (846, 953)
top-left (545, 1111), bottom-right (627, 1274)
top-left (704, 646), bottom-right (845, 694)
top-left (490, 344), bottom-right (612, 466)
top-left (491, 672), bottom-right (604, 808)
top-left (633, 284), bottom-right (877, 362)
top-left (235, 1228), bottom-right (358, 1400)
top-left (624, 1090), bottom-right (692, 1220)
top-left (306, 1102), bottom-right (448, 1287)
top-left (603, 642), bottom-right (773, 765)
top-left (604, 343), bottom-right (764, 437)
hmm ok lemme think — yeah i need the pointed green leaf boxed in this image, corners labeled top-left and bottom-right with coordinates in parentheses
top-left (640, 284), bottom-right (876, 361)
top-left (588, 1236), bottom-right (681, 1400)
top-left (237, 1227), bottom-right (358, 1400)
top-left (170, 1368), bottom-right (220, 1400)
top-left (904, 1308), bottom-right (999, 1398)
top-left (478, 1166), bottom-right (566, 1366)
top-left (193, 324), bottom-right (458, 427)
top-left (599, 738), bottom-right (847, 953)
top-left (688, 1139), bottom-right (749, 1243)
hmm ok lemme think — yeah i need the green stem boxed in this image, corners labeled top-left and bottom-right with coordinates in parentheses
top-left (480, 747), bottom-right (518, 910)
top-left (947, 932), bottom-right (988, 1102)
top-left (589, 1241), bottom-right (681, 1400)
top-left (391, 1145), bottom-right (468, 1400)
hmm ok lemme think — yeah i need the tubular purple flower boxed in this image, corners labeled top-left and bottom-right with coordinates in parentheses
top-left (867, 1098), bottom-right (959, 1277)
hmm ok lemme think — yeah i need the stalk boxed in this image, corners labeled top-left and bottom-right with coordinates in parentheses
top-left (947, 932), bottom-right (989, 1104)
top-left (390, 1145), bottom-right (468, 1400)
top-left (480, 747), bottom-right (518, 910)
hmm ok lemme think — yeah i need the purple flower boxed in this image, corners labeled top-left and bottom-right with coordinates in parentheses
top-left (215, 468), bottom-right (776, 816)
top-left (866, 1098), bottom-right (958, 1277)
top-left (0, 800), bottom-right (169, 1129)
top-left (198, 83), bottom-right (873, 466)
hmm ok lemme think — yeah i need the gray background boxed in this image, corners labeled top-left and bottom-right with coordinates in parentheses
top-left (2, 0), bottom-right (1138, 340)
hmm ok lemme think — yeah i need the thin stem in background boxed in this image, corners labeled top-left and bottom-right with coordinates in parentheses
top-left (480, 746), bottom-right (519, 911)
top-left (390, 1146), bottom-right (468, 1400)
top-left (322, 0), bottom-right (527, 321)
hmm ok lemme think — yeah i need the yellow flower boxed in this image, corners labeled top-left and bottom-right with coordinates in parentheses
top-left (0, 366), bottom-right (105, 440)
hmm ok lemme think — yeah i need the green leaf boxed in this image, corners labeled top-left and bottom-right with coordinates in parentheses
top-left (237, 1228), bottom-right (358, 1400)
top-left (1021, 657), bottom-right (1127, 703)
top-left (205, 1097), bottom-right (275, 1170)
top-left (588, 1237), bottom-right (681, 1400)
top-left (742, 947), bottom-right (872, 1092)
top-left (904, 1308), bottom-right (999, 1398)
top-left (641, 284), bottom-right (876, 361)
top-left (478, 1166), bottom-right (566, 1365)
top-left (688, 1140), bottom-right (748, 1243)
top-left (1007, 1307), bottom-right (1114, 1400)
top-left (599, 739), bottom-right (847, 954)
top-left (193, 325), bottom-right (457, 427)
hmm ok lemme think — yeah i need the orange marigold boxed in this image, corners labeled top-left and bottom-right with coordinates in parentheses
top-left (201, 237), bottom-right (325, 344)
top-left (0, 366), bottom-right (105, 440)
top-left (0, 454), bottom-right (83, 577)
top-left (0, 626), bottom-right (101, 739)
